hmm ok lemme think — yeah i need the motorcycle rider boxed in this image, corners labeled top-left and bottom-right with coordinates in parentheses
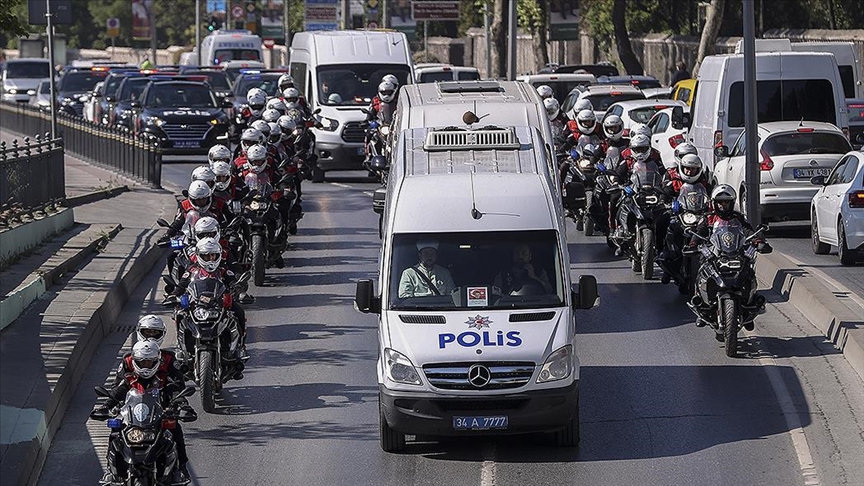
top-left (168, 237), bottom-right (249, 361)
top-left (192, 216), bottom-right (254, 304)
top-left (585, 114), bottom-right (628, 235)
top-left (207, 144), bottom-right (232, 169)
top-left (544, 98), bottom-right (570, 154)
top-left (237, 144), bottom-right (297, 243)
top-left (277, 73), bottom-right (295, 93)
top-left (609, 133), bottom-right (666, 242)
top-left (689, 184), bottom-right (772, 328)
top-left (265, 97), bottom-right (287, 116)
top-left (262, 107), bottom-right (282, 124)
top-left (191, 165), bottom-right (216, 191)
top-left (230, 87), bottom-right (267, 144)
top-left (282, 87), bottom-right (313, 119)
top-left (91, 339), bottom-right (194, 485)
top-left (234, 127), bottom-right (266, 160)
top-left (212, 160), bottom-right (248, 203)
top-left (566, 109), bottom-right (603, 153)
top-left (159, 181), bottom-right (231, 243)
top-left (536, 85), bottom-right (555, 101)
top-left (568, 98), bottom-right (594, 122)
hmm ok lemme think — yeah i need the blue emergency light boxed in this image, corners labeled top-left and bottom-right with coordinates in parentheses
top-left (180, 294), bottom-right (190, 309)
top-left (107, 418), bottom-right (123, 430)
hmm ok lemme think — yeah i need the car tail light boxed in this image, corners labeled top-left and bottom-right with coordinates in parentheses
top-left (796, 127), bottom-right (814, 133)
top-left (850, 191), bottom-right (864, 208)
top-left (713, 130), bottom-right (723, 148)
top-left (669, 134), bottom-right (685, 148)
top-left (759, 148), bottom-right (774, 170)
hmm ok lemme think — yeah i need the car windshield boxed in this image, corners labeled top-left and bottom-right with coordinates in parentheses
top-left (59, 71), bottom-right (106, 92)
top-left (388, 230), bottom-right (565, 311)
top-left (628, 106), bottom-right (671, 124)
top-left (585, 92), bottom-right (645, 111)
top-left (419, 71), bottom-right (455, 83)
top-left (145, 84), bottom-right (216, 108)
top-left (234, 74), bottom-right (282, 98)
top-left (6, 61), bottom-right (50, 78)
top-left (214, 49), bottom-right (261, 63)
top-left (533, 81), bottom-right (593, 103)
top-left (317, 64), bottom-right (411, 105)
top-left (187, 71), bottom-right (231, 90)
top-left (762, 132), bottom-right (852, 156)
top-left (118, 78), bottom-right (149, 101)
top-left (458, 70), bottom-right (480, 81)
top-left (104, 75), bottom-right (128, 97)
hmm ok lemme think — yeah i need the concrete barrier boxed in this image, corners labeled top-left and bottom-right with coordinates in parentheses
top-left (0, 208), bottom-right (74, 268)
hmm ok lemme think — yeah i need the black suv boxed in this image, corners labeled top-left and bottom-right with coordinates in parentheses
top-left (131, 79), bottom-right (231, 154)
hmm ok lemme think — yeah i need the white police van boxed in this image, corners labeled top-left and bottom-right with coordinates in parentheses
top-left (355, 123), bottom-right (599, 451)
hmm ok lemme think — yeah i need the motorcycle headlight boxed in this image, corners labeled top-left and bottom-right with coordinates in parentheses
top-left (62, 97), bottom-right (75, 105)
top-left (384, 348), bottom-right (421, 385)
top-left (248, 200), bottom-right (262, 211)
top-left (125, 427), bottom-right (156, 443)
top-left (192, 307), bottom-right (221, 321)
top-left (682, 212), bottom-right (699, 226)
top-left (380, 125), bottom-right (390, 137)
top-left (578, 159), bottom-right (593, 169)
top-left (318, 116), bottom-right (339, 131)
top-left (537, 345), bottom-right (572, 383)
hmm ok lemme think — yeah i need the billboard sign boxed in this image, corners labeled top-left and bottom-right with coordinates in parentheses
top-left (305, 0), bottom-right (338, 31)
top-left (411, 1), bottom-right (459, 21)
top-left (132, 0), bottom-right (152, 40)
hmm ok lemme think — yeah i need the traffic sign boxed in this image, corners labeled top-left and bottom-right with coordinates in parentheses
top-left (412, 1), bottom-right (460, 21)
top-left (246, 2), bottom-right (256, 13)
top-left (263, 39), bottom-right (275, 49)
top-left (231, 4), bottom-right (244, 19)
top-left (106, 17), bottom-right (120, 38)
top-left (206, 0), bottom-right (227, 13)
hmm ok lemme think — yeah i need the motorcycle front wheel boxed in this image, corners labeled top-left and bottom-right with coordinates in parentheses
top-left (641, 228), bottom-right (655, 280)
top-left (199, 350), bottom-right (216, 413)
top-left (721, 297), bottom-right (739, 357)
top-left (251, 235), bottom-right (266, 287)
top-left (130, 476), bottom-right (151, 486)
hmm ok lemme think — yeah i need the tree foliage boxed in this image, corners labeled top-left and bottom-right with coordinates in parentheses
top-left (0, 0), bottom-right (28, 42)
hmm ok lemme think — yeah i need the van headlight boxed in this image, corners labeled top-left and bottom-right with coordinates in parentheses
top-left (318, 116), bottom-right (339, 131)
top-left (384, 348), bottom-right (421, 385)
top-left (536, 345), bottom-right (572, 383)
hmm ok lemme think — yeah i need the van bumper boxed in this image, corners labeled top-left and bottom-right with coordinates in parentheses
top-left (379, 380), bottom-right (578, 436)
top-left (315, 140), bottom-right (366, 171)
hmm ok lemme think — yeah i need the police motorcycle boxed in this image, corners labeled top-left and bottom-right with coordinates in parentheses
top-left (162, 272), bottom-right (250, 412)
top-left (686, 222), bottom-right (769, 357)
top-left (155, 220), bottom-right (194, 295)
top-left (609, 159), bottom-right (667, 279)
top-left (588, 160), bottom-right (619, 243)
top-left (360, 107), bottom-right (393, 183)
top-left (656, 183), bottom-right (710, 296)
top-left (90, 385), bottom-right (197, 485)
top-left (562, 144), bottom-right (601, 235)
top-left (241, 171), bottom-right (291, 286)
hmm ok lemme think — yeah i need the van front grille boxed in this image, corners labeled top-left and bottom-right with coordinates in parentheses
top-left (423, 361), bottom-right (535, 390)
top-left (341, 122), bottom-right (365, 143)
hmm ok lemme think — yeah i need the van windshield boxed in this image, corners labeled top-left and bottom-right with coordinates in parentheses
top-left (214, 49), bottom-right (261, 63)
top-left (388, 230), bottom-right (564, 311)
top-left (6, 61), bottom-right (50, 78)
top-left (317, 64), bottom-right (411, 105)
top-left (727, 80), bottom-right (837, 127)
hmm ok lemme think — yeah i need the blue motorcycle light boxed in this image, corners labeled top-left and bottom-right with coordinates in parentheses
top-left (596, 162), bottom-right (607, 173)
top-left (369, 121), bottom-right (379, 129)
top-left (624, 186), bottom-right (634, 195)
top-left (107, 418), bottom-right (123, 430)
top-left (570, 148), bottom-right (579, 159)
top-left (180, 295), bottom-right (190, 309)
top-left (170, 238), bottom-right (184, 249)
top-left (672, 200), bottom-right (680, 214)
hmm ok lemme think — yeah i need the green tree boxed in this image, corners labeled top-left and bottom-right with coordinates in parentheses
top-left (0, 0), bottom-right (28, 42)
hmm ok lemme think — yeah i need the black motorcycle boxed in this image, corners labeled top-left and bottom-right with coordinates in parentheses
top-left (610, 160), bottom-right (667, 279)
top-left (362, 119), bottom-right (391, 183)
top-left (562, 146), bottom-right (600, 235)
top-left (242, 173), bottom-right (289, 286)
top-left (657, 183), bottom-right (710, 295)
top-left (687, 221), bottom-right (770, 357)
top-left (163, 273), bottom-right (249, 412)
top-left (90, 385), bottom-right (196, 485)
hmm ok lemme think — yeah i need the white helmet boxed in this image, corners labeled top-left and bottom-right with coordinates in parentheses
top-left (246, 88), bottom-right (267, 115)
top-left (195, 237), bottom-right (223, 273)
top-left (576, 109), bottom-right (597, 135)
top-left (211, 161), bottom-right (232, 191)
top-left (193, 215), bottom-right (220, 242)
top-left (262, 108), bottom-right (281, 123)
top-left (631, 122), bottom-right (652, 140)
top-left (378, 80), bottom-right (396, 103)
top-left (266, 97), bottom-right (287, 114)
top-left (282, 87), bottom-right (301, 108)
top-left (673, 141), bottom-right (698, 163)
top-left (629, 133), bottom-right (651, 162)
top-left (543, 98), bottom-right (560, 121)
top-left (382, 74), bottom-right (399, 88)
top-left (191, 165), bottom-right (216, 188)
top-left (208, 144), bottom-right (231, 167)
top-left (131, 340), bottom-right (161, 379)
top-left (603, 115), bottom-right (624, 141)
top-left (536, 85), bottom-right (554, 100)
top-left (570, 98), bottom-right (594, 119)
top-left (246, 144), bottom-right (268, 173)
top-left (250, 119), bottom-right (271, 140)
top-left (678, 153), bottom-right (704, 184)
top-left (277, 73), bottom-right (294, 91)
top-left (711, 184), bottom-right (737, 216)
top-left (241, 127), bottom-right (264, 152)
top-left (268, 122), bottom-right (281, 143)
top-left (187, 180), bottom-right (212, 212)
top-left (136, 314), bottom-right (166, 347)
top-left (278, 114), bottom-right (297, 134)
top-left (327, 93), bottom-right (343, 104)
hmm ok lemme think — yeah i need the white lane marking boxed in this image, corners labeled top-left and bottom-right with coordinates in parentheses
top-left (480, 442), bottom-right (497, 486)
top-left (330, 182), bottom-right (353, 189)
top-left (752, 335), bottom-right (822, 486)
top-left (780, 252), bottom-right (864, 310)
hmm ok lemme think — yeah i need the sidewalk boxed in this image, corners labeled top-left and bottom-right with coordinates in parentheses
top-left (0, 130), bottom-right (179, 485)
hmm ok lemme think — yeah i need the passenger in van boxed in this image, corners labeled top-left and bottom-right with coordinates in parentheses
top-left (398, 241), bottom-right (456, 298)
top-left (493, 244), bottom-right (553, 295)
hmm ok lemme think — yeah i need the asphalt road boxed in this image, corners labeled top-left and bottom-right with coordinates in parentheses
top-left (38, 168), bottom-right (864, 486)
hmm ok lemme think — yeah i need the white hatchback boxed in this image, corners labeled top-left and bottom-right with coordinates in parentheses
top-left (810, 151), bottom-right (864, 265)
top-left (713, 121), bottom-right (852, 222)
top-left (647, 105), bottom-right (691, 169)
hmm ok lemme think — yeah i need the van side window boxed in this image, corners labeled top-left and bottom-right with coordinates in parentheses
top-left (728, 80), bottom-right (836, 128)
top-left (837, 66), bottom-right (855, 99)
top-left (290, 62), bottom-right (308, 97)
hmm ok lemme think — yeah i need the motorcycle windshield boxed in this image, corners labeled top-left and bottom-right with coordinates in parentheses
top-left (119, 388), bottom-right (162, 427)
top-left (188, 276), bottom-right (226, 306)
top-left (710, 219), bottom-right (746, 254)
top-left (244, 172), bottom-right (273, 197)
top-left (630, 160), bottom-right (661, 190)
top-left (677, 183), bottom-right (709, 213)
top-left (603, 146), bottom-right (622, 169)
top-left (182, 210), bottom-right (201, 239)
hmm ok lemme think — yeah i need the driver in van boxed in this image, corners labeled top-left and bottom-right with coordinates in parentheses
top-left (398, 240), bottom-right (456, 298)
top-left (493, 244), bottom-right (553, 295)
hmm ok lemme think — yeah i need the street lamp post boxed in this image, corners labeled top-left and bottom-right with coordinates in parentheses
top-left (743, 0), bottom-right (760, 227)
top-left (45, 0), bottom-right (57, 139)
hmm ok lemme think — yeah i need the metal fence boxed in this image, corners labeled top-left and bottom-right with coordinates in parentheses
top-left (0, 135), bottom-right (65, 215)
top-left (0, 101), bottom-right (162, 188)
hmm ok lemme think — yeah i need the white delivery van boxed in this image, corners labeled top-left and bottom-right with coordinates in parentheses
top-left (289, 30), bottom-right (413, 181)
top-left (690, 51), bottom-right (849, 171)
top-left (355, 124), bottom-right (599, 452)
top-left (198, 29), bottom-right (264, 66)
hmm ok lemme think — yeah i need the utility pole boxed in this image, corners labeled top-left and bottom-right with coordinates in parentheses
top-left (45, 0), bottom-right (57, 139)
top-left (283, 0), bottom-right (290, 50)
top-left (382, 0), bottom-right (388, 29)
top-left (484, 2), bottom-right (491, 79)
top-left (506, 0), bottom-right (516, 80)
top-left (149, 1), bottom-right (157, 65)
top-left (743, 0), bottom-right (760, 227)
top-left (341, 0), bottom-right (350, 29)
top-left (195, 0), bottom-right (201, 65)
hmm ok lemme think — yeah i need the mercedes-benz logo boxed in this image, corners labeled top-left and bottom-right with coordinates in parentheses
top-left (468, 364), bottom-right (491, 388)
top-left (809, 159), bottom-right (818, 166)
top-left (180, 124), bottom-right (188, 129)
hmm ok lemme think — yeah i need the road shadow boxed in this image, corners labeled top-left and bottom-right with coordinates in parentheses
top-left (249, 293), bottom-right (355, 309)
top-left (567, 240), bottom-right (621, 264)
top-left (289, 226), bottom-right (379, 238)
top-left (247, 322), bottom-right (367, 344)
top-left (185, 418), bottom-right (377, 444)
top-left (211, 383), bottom-right (378, 416)
top-left (749, 335), bottom-right (843, 359)
top-left (268, 270), bottom-right (378, 287)
top-left (244, 346), bottom-right (376, 368)
top-left (281, 255), bottom-right (379, 268)
top-left (575, 283), bottom-right (696, 333)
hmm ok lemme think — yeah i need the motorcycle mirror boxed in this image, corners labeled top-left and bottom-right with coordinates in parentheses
top-left (94, 385), bottom-right (112, 398)
top-left (360, 107), bottom-right (370, 115)
top-left (236, 271), bottom-right (251, 285)
top-left (156, 218), bottom-right (171, 228)
top-left (162, 275), bottom-right (176, 286)
top-left (175, 386), bottom-right (196, 400)
top-left (313, 108), bottom-right (321, 115)
top-left (756, 223), bottom-right (769, 234)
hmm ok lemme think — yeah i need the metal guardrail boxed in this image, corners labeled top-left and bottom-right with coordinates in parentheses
top-left (0, 135), bottom-right (65, 221)
top-left (0, 101), bottom-right (163, 188)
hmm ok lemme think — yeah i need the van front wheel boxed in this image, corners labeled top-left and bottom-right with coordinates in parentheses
top-left (553, 397), bottom-right (580, 447)
top-left (379, 404), bottom-right (405, 453)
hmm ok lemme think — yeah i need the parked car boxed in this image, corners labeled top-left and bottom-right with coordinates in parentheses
top-left (714, 121), bottom-right (852, 222)
top-left (596, 75), bottom-right (662, 90)
top-left (562, 84), bottom-right (645, 120)
top-left (647, 105), bottom-right (692, 168)
top-left (603, 99), bottom-right (686, 138)
top-left (847, 99), bottom-right (864, 150)
top-left (56, 67), bottom-right (109, 117)
top-left (810, 150), bottom-right (864, 265)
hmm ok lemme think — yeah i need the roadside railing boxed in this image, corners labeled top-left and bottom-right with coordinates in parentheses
top-left (0, 101), bottom-right (162, 188)
top-left (0, 135), bottom-right (65, 225)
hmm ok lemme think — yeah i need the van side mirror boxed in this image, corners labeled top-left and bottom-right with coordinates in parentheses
top-left (714, 145), bottom-right (729, 159)
top-left (355, 279), bottom-right (381, 314)
top-left (571, 275), bottom-right (599, 310)
top-left (682, 113), bottom-right (691, 129)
